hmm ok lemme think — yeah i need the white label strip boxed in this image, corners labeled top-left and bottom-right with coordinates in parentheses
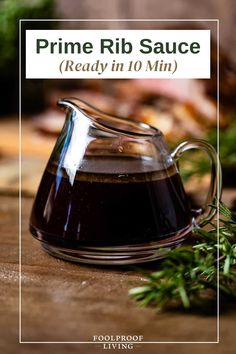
top-left (25, 29), bottom-right (210, 79)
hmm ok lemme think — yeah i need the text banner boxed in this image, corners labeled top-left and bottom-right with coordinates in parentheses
top-left (25, 29), bottom-right (210, 79)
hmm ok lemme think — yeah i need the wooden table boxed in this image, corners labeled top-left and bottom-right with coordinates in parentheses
top-left (0, 113), bottom-right (236, 354)
top-left (1, 194), bottom-right (236, 354)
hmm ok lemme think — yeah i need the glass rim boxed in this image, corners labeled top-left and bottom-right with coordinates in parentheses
top-left (58, 97), bottom-right (161, 139)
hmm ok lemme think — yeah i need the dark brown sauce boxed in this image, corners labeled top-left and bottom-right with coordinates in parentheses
top-left (30, 160), bottom-right (191, 247)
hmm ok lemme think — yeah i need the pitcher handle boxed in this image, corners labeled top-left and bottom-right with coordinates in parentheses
top-left (171, 139), bottom-right (222, 226)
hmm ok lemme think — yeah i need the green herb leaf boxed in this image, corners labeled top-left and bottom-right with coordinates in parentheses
top-left (129, 201), bottom-right (236, 311)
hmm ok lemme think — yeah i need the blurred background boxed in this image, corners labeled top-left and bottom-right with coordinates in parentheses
top-left (0, 0), bottom-right (236, 210)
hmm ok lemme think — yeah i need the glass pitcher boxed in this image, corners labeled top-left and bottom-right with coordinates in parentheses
top-left (29, 98), bottom-right (221, 265)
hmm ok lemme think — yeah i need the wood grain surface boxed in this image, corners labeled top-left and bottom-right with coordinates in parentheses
top-left (0, 195), bottom-right (236, 354)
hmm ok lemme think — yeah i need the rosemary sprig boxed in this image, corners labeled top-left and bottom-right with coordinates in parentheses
top-left (129, 201), bottom-right (236, 310)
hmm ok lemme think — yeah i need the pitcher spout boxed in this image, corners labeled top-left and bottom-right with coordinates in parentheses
top-left (57, 97), bottom-right (88, 114)
top-left (57, 98), bottom-right (95, 185)
top-left (57, 97), bottom-right (159, 139)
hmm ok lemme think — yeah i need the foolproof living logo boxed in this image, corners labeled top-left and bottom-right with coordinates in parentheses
top-left (93, 335), bottom-right (144, 349)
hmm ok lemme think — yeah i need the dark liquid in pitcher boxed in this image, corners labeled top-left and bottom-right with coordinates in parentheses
top-left (30, 158), bottom-right (191, 248)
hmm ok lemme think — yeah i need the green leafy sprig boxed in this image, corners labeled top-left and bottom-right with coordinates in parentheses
top-left (129, 202), bottom-right (236, 310)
